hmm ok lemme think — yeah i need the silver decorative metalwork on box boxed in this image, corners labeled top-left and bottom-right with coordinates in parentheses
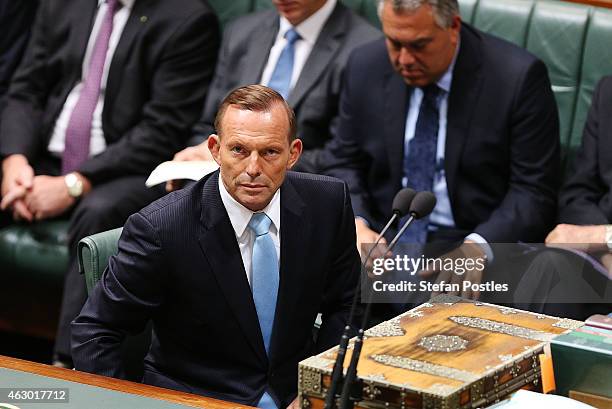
top-left (370, 354), bottom-right (479, 383)
top-left (448, 316), bottom-right (555, 342)
top-left (418, 334), bottom-right (469, 352)
top-left (365, 319), bottom-right (405, 337)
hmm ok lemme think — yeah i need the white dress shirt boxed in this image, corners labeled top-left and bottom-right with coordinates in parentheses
top-left (260, 0), bottom-right (337, 93)
top-left (218, 177), bottom-right (281, 286)
top-left (48, 0), bottom-right (134, 157)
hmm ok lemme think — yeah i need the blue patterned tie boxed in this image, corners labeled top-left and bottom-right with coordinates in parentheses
top-left (248, 213), bottom-right (279, 409)
top-left (400, 85), bottom-right (442, 244)
top-left (267, 28), bottom-right (301, 99)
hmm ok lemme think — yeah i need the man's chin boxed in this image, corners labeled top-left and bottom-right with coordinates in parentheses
top-left (236, 192), bottom-right (271, 212)
top-left (402, 76), bottom-right (430, 87)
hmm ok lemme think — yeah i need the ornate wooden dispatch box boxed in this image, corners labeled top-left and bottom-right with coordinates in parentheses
top-left (298, 297), bottom-right (583, 409)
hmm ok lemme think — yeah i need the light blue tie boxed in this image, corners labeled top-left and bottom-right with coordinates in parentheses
top-left (248, 213), bottom-right (279, 409)
top-left (267, 28), bottom-right (301, 99)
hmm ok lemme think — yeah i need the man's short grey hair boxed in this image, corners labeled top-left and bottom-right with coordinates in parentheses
top-left (377, 0), bottom-right (460, 28)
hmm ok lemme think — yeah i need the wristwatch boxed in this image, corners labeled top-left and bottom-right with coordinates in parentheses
top-left (64, 172), bottom-right (83, 198)
top-left (606, 225), bottom-right (612, 251)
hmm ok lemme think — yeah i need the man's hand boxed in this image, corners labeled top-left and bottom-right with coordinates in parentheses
top-left (419, 240), bottom-right (487, 300)
top-left (599, 253), bottom-right (612, 279)
top-left (286, 397), bottom-right (299, 409)
top-left (1, 154), bottom-right (35, 221)
top-left (165, 142), bottom-right (213, 192)
top-left (545, 224), bottom-right (607, 252)
top-left (23, 175), bottom-right (77, 220)
top-left (355, 218), bottom-right (389, 272)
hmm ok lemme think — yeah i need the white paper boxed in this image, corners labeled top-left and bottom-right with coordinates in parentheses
top-left (145, 160), bottom-right (218, 187)
top-left (489, 390), bottom-right (596, 409)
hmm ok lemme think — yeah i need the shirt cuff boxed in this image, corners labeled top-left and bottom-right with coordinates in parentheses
top-left (465, 233), bottom-right (494, 263)
top-left (355, 216), bottom-right (370, 228)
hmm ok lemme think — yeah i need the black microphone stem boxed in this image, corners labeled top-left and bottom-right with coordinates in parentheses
top-left (337, 214), bottom-right (418, 409)
top-left (323, 212), bottom-right (399, 409)
top-left (387, 214), bottom-right (415, 249)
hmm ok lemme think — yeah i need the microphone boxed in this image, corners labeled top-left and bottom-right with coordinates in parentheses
top-left (387, 191), bottom-right (437, 249)
top-left (337, 191), bottom-right (436, 409)
top-left (323, 188), bottom-right (416, 409)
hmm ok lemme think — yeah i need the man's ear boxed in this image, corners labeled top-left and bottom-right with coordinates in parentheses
top-left (449, 15), bottom-right (461, 45)
top-left (208, 134), bottom-right (221, 165)
top-left (287, 138), bottom-right (303, 169)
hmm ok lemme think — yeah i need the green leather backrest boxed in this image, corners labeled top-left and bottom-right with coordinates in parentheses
top-left (253, 0), bottom-right (274, 11)
top-left (208, 0), bottom-right (254, 28)
top-left (0, 221), bottom-right (69, 280)
top-left (352, 0), bottom-right (381, 28)
top-left (462, 0), bottom-right (612, 171)
top-left (78, 227), bottom-right (123, 294)
top-left (472, 0), bottom-right (534, 48)
top-left (527, 1), bottom-right (589, 160)
top-left (459, 0), bottom-right (478, 23)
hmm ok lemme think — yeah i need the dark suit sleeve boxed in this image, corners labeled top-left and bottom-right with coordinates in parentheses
top-left (316, 181), bottom-right (362, 351)
top-left (190, 20), bottom-right (238, 145)
top-left (558, 77), bottom-right (610, 225)
top-left (77, 10), bottom-right (220, 184)
top-left (0, 0), bottom-right (38, 108)
top-left (321, 53), bottom-right (375, 225)
top-left (474, 60), bottom-right (560, 242)
top-left (72, 212), bottom-right (168, 379)
top-left (0, 0), bottom-right (53, 160)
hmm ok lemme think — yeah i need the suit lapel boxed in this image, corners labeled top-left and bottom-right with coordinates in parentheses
top-left (445, 25), bottom-right (483, 208)
top-left (70, 1), bottom-right (98, 75)
top-left (197, 172), bottom-right (267, 363)
top-left (242, 11), bottom-right (279, 85)
top-left (269, 176), bottom-right (308, 356)
top-left (383, 70), bottom-right (410, 190)
top-left (105, 0), bottom-right (152, 108)
top-left (288, 3), bottom-right (347, 107)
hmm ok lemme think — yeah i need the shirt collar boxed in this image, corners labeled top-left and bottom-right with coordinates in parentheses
top-left (218, 176), bottom-right (281, 240)
top-left (98, 0), bottom-right (135, 9)
top-left (278, 0), bottom-right (337, 46)
top-left (436, 37), bottom-right (460, 93)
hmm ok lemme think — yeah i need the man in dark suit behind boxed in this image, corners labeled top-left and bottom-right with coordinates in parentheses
top-left (322, 0), bottom-right (559, 306)
top-left (167, 0), bottom-right (380, 180)
top-left (0, 0), bottom-right (219, 366)
top-left (0, 0), bottom-right (38, 116)
top-left (72, 85), bottom-right (361, 409)
top-left (515, 76), bottom-right (612, 319)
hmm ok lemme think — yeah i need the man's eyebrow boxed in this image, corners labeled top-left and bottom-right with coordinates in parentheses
top-left (386, 35), bottom-right (433, 47)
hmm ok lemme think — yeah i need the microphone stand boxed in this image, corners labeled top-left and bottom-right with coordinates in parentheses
top-left (323, 213), bottom-right (400, 409)
top-left (336, 213), bottom-right (419, 409)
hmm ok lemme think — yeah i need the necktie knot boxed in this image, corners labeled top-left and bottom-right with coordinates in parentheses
top-left (107, 0), bottom-right (120, 13)
top-left (422, 84), bottom-right (442, 106)
top-left (248, 213), bottom-right (272, 237)
top-left (284, 28), bottom-right (301, 45)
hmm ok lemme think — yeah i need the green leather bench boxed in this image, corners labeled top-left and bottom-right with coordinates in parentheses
top-left (1, 0), bottom-right (611, 339)
top-left (78, 227), bottom-right (123, 294)
top-left (78, 226), bottom-right (150, 380)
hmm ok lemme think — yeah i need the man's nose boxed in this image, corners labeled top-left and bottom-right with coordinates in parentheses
top-left (246, 151), bottom-right (262, 177)
top-left (398, 46), bottom-right (416, 66)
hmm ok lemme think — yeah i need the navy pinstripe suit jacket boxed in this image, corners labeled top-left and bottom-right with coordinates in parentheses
top-left (72, 170), bottom-right (361, 407)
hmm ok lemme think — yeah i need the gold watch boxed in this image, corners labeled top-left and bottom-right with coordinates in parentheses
top-left (64, 172), bottom-right (83, 198)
